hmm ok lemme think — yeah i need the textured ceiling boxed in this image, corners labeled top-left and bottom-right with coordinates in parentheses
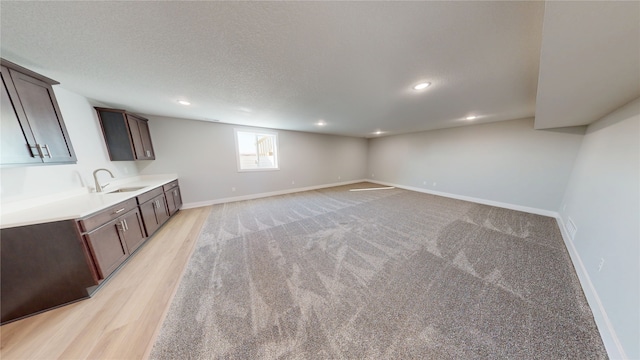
top-left (0, 2), bottom-right (637, 138)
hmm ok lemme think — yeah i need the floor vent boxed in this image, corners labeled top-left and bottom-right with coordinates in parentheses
top-left (566, 218), bottom-right (577, 241)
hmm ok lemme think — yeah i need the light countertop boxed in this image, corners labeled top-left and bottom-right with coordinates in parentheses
top-left (1, 174), bottom-right (178, 229)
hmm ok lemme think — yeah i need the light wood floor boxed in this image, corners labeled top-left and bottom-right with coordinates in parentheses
top-left (0, 206), bottom-right (212, 360)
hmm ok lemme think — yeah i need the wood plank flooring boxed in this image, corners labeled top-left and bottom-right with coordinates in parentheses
top-left (0, 206), bottom-right (211, 360)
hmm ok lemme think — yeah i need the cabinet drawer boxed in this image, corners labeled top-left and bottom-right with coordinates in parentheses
top-left (77, 198), bottom-right (138, 233)
top-left (136, 186), bottom-right (163, 205)
top-left (162, 180), bottom-right (178, 192)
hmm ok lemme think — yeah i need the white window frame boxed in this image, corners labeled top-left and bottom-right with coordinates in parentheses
top-left (234, 128), bottom-right (280, 172)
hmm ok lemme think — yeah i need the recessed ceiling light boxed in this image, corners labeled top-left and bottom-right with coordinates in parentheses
top-left (413, 82), bottom-right (431, 90)
top-left (316, 120), bottom-right (326, 126)
top-left (374, 130), bottom-right (383, 135)
top-left (465, 115), bottom-right (477, 120)
top-left (178, 100), bottom-right (191, 106)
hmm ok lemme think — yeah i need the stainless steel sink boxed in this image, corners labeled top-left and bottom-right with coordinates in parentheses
top-left (105, 186), bottom-right (146, 194)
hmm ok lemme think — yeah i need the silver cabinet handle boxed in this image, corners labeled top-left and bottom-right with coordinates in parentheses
top-left (27, 144), bottom-right (51, 159)
top-left (36, 144), bottom-right (45, 158)
top-left (123, 219), bottom-right (129, 231)
top-left (113, 208), bottom-right (125, 214)
top-left (42, 144), bottom-right (52, 158)
top-left (146, 150), bottom-right (151, 157)
top-left (119, 220), bottom-right (125, 231)
top-left (173, 190), bottom-right (177, 196)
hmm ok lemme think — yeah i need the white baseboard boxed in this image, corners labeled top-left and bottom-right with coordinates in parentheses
top-left (181, 179), bottom-right (367, 209)
top-left (556, 217), bottom-right (628, 360)
top-left (365, 179), bottom-right (557, 217)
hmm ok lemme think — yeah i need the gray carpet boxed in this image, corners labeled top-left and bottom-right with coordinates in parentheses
top-left (151, 182), bottom-right (607, 359)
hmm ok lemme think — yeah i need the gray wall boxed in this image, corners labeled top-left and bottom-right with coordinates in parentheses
top-left (559, 98), bottom-right (639, 359)
top-left (0, 87), bottom-right (138, 204)
top-left (367, 118), bottom-right (585, 211)
top-left (136, 116), bottom-right (368, 206)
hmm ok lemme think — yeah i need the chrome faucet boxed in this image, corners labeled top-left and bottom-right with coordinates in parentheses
top-left (93, 168), bottom-right (115, 192)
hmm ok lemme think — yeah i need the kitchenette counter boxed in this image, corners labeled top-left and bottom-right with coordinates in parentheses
top-left (1, 174), bottom-right (178, 229)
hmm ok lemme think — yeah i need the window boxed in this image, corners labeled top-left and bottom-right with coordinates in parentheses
top-left (234, 129), bottom-right (279, 171)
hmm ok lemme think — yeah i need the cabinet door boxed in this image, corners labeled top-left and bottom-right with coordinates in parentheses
top-left (137, 119), bottom-right (155, 160)
top-left (96, 109), bottom-right (135, 161)
top-left (9, 69), bottom-right (76, 163)
top-left (166, 187), bottom-right (182, 215)
top-left (120, 208), bottom-right (147, 254)
top-left (126, 115), bottom-right (155, 160)
top-left (84, 221), bottom-right (129, 280)
top-left (0, 66), bottom-right (40, 164)
top-left (155, 193), bottom-right (170, 225)
top-left (140, 194), bottom-right (170, 236)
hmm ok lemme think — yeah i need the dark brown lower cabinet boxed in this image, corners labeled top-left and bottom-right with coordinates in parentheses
top-left (83, 208), bottom-right (146, 280)
top-left (0, 181), bottom-right (180, 324)
top-left (84, 218), bottom-right (129, 280)
top-left (165, 187), bottom-right (182, 215)
top-left (139, 193), bottom-right (170, 236)
top-left (120, 208), bottom-right (147, 253)
top-left (163, 180), bottom-right (183, 216)
top-left (1, 221), bottom-right (97, 324)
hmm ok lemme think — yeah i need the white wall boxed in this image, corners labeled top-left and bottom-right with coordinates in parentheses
top-left (367, 118), bottom-right (585, 212)
top-left (136, 116), bottom-right (368, 206)
top-left (0, 87), bottom-right (139, 204)
top-left (559, 98), bottom-right (639, 359)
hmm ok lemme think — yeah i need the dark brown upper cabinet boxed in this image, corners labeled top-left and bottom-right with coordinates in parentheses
top-left (95, 108), bottom-right (156, 161)
top-left (1, 59), bottom-right (77, 165)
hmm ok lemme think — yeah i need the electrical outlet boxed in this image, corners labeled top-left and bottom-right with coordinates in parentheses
top-left (433, 182), bottom-right (437, 186)
top-left (291, 180), bottom-right (295, 185)
top-left (338, 176), bottom-right (341, 180)
top-left (371, 173), bottom-right (375, 178)
top-left (598, 258), bottom-right (605, 272)
top-left (231, 187), bottom-right (236, 192)
top-left (423, 181), bottom-right (426, 185)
